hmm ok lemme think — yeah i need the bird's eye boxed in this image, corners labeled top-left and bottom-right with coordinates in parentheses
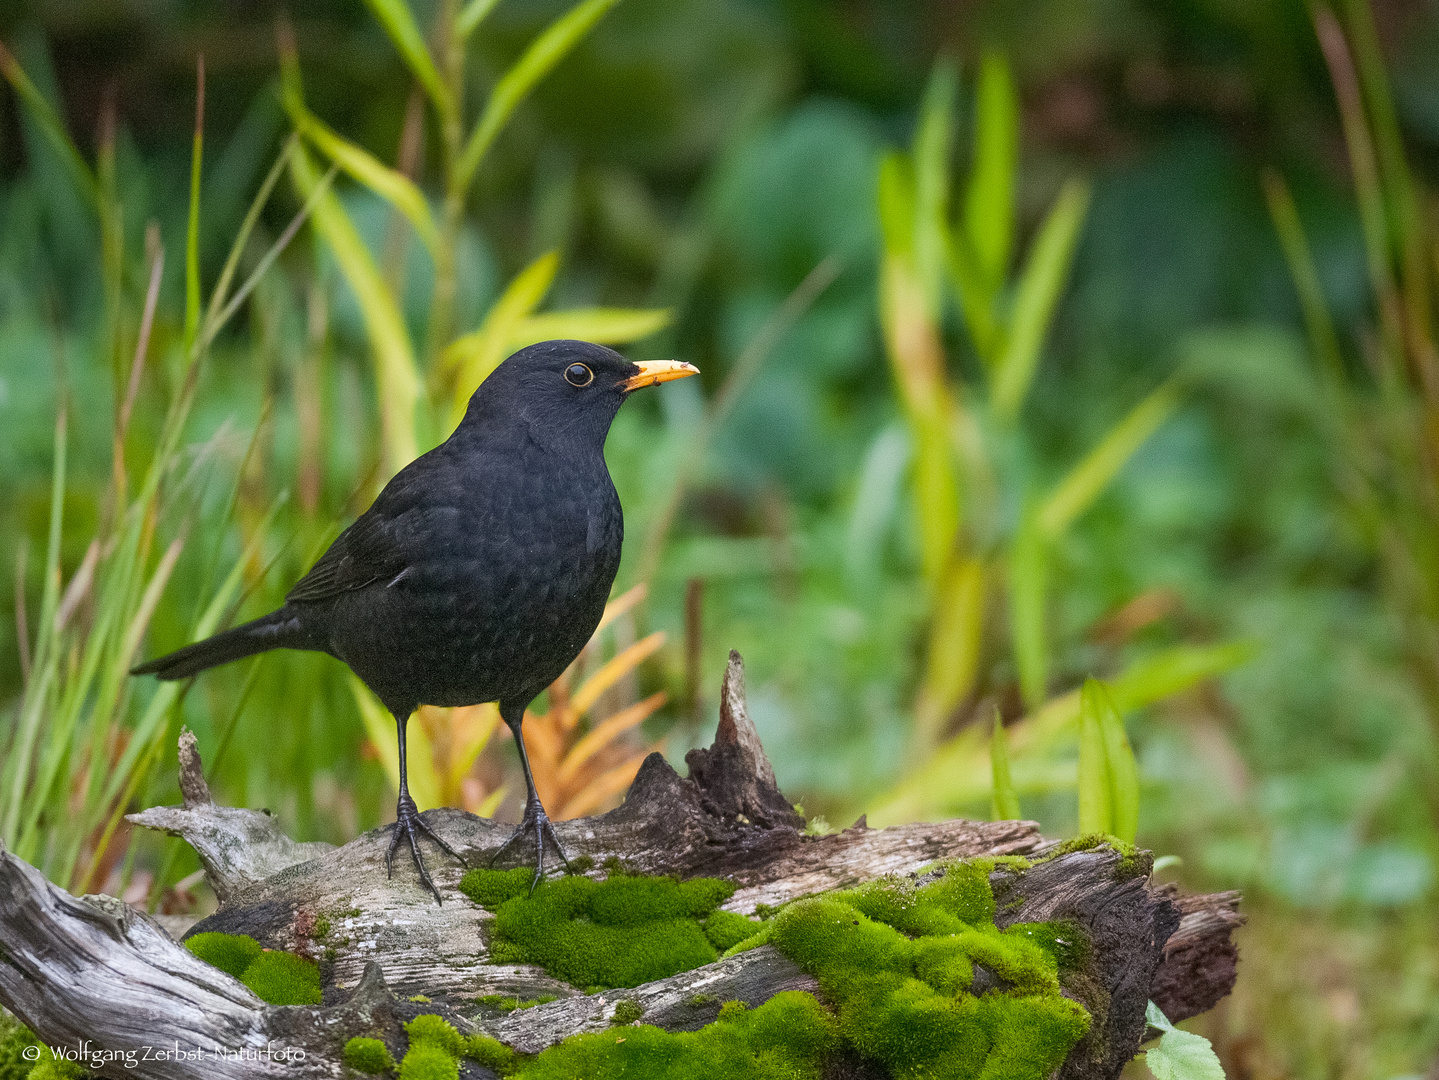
top-left (564, 363), bottom-right (594, 387)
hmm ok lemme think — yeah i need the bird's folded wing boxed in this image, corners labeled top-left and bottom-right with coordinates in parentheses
top-left (285, 511), bottom-right (411, 604)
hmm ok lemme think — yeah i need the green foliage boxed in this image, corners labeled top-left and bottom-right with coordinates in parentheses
top-left (989, 709), bottom-right (1020, 821)
top-left (765, 859), bottom-right (1090, 1080)
top-left (343, 1037), bottom-right (396, 1074)
top-left (610, 999), bottom-right (644, 1025)
top-left (518, 991), bottom-right (837, 1080)
top-left (1143, 1002), bottom-right (1226, 1080)
top-left (0, 1013), bottom-right (40, 1080)
top-left (460, 869), bottom-right (736, 988)
top-left (184, 933), bottom-right (320, 1005)
top-left (460, 1034), bottom-right (517, 1075)
top-left (404, 1016), bottom-right (463, 1058)
top-left (1077, 678), bottom-right (1141, 843)
top-left (704, 910), bottom-right (763, 952)
top-left (399, 1016), bottom-right (463, 1080)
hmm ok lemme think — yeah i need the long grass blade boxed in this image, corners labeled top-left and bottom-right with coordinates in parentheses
top-left (990, 179), bottom-right (1090, 422)
top-left (1090, 678), bottom-right (1139, 843)
top-left (508, 307), bottom-right (671, 351)
top-left (1009, 510), bottom-right (1048, 710)
top-left (360, 0), bottom-right (454, 123)
top-left (183, 57), bottom-right (205, 359)
top-left (914, 555), bottom-right (984, 752)
top-left (457, 0), bottom-right (505, 38)
top-left (1262, 171), bottom-right (1346, 386)
top-left (1037, 376), bottom-right (1181, 539)
top-left (1077, 678), bottom-right (1112, 836)
top-left (456, 0), bottom-right (621, 193)
top-left (570, 632), bottom-right (666, 718)
top-left (557, 691), bottom-right (665, 786)
top-left (912, 57), bottom-right (957, 316)
top-left (990, 708), bottom-right (1021, 821)
top-left (965, 51), bottom-right (1018, 294)
top-left (0, 40), bottom-right (98, 210)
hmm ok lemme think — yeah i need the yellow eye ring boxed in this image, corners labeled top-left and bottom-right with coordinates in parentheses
top-left (564, 363), bottom-right (594, 387)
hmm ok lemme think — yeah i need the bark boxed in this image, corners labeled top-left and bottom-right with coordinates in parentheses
top-left (0, 651), bottom-right (1242, 1079)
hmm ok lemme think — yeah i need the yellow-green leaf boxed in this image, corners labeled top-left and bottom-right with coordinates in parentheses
top-left (0, 42), bottom-right (98, 209)
top-left (1009, 510), bottom-right (1048, 711)
top-left (1037, 376), bottom-right (1181, 539)
top-left (508, 306), bottom-right (671, 351)
top-left (914, 555), bottom-right (984, 752)
top-left (990, 178), bottom-right (1090, 422)
top-left (1090, 677), bottom-right (1139, 843)
top-left (1077, 678), bottom-right (1112, 836)
top-left (291, 144), bottom-right (420, 476)
top-left (351, 677), bottom-right (441, 811)
top-left (912, 57), bottom-right (957, 317)
top-left (360, 0), bottom-right (454, 123)
top-left (990, 708), bottom-right (1021, 821)
top-left (457, 0), bottom-right (504, 38)
top-left (456, 0), bottom-right (621, 193)
top-left (444, 251), bottom-right (559, 426)
top-left (964, 51), bottom-right (1018, 294)
top-left (289, 107), bottom-right (440, 259)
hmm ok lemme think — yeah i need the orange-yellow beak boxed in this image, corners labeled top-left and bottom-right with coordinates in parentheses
top-left (620, 359), bottom-right (700, 392)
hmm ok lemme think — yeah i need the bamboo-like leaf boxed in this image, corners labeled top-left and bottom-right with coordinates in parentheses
top-left (360, 0), bottom-right (454, 123)
top-left (1091, 678), bottom-right (1139, 843)
top-left (1262, 171), bottom-right (1346, 385)
top-left (570, 631), bottom-right (666, 718)
top-left (444, 250), bottom-right (559, 426)
top-left (1036, 376), bottom-right (1181, 539)
top-left (183, 60), bottom-right (205, 358)
top-left (287, 105), bottom-right (440, 258)
top-left (457, 0), bottom-right (505, 38)
top-left (1009, 510), bottom-right (1048, 710)
top-left (965, 51), bottom-right (1018, 294)
top-left (0, 41), bottom-right (98, 209)
top-left (947, 223), bottom-right (1001, 368)
top-left (912, 57), bottom-right (957, 317)
top-left (508, 306), bottom-right (672, 351)
top-left (290, 143), bottom-right (421, 476)
top-left (352, 678), bottom-right (442, 811)
top-left (557, 691), bottom-right (665, 786)
top-left (455, 0), bottom-right (621, 193)
top-left (868, 639), bottom-right (1252, 827)
top-left (1077, 678), bottom-right (1112, 836)
top-left (916, 556), bottom-right (985, 751)
top-left (990, 179), bottom-right (1090, 422)
top-left (990, 708), bottom-right (1020, 821)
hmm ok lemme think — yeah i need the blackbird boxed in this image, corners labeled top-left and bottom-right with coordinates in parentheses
top-left (132, 340), bottom-right (698, 901)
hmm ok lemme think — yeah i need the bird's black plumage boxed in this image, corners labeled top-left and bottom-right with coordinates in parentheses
top-left (133, 339), bottom-right (697, 900)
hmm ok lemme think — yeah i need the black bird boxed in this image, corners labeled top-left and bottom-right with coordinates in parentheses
top-left (132, 340), bottom-right (698, 901)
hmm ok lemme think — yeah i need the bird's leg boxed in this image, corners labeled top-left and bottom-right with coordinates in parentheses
top-left (385, 710), bottom-right (463, 903)
top-left (489, 709), bottom-right (570, 891)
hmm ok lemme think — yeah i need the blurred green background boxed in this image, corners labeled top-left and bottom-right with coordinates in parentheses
top-left (0, 0), bottom-right (1437, 1077)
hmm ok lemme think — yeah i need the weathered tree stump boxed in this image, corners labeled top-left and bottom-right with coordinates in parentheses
top-left (0, 652), bottom-right (1242, 1079)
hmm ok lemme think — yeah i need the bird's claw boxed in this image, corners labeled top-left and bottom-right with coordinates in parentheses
top-left (386, 793), bottom-right (464, 903)
top-left (488, 798), bottom-right (570, 893)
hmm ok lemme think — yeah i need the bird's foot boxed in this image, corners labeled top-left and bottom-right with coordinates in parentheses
top-left (488, 797), bottom-right (570, 893)
top-left (385, 793), bottom-right (464, 903)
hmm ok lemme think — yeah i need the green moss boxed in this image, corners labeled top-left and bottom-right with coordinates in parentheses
top-left (461, 1034), bottom-right (517, 1075)
top-left (461, 869), bottom-right (737, 989)
top-left (518, 991), bottom-right (837, 1080)
top-left (397, 1043), bottom-right (457, 1080)
top-left (478, 994), bottom-right (560, 1013)
top-left (404, 1016), bottom-right (463, 1058)
top-left (1005, 920), bottom-right (1091, 972)
top-left (409, 995), bottom-right (431, 1004)
top-left (704, 910), bottom-right (762, 952)
top-left (610, 1000), bottom-right (644, 1025)
top-left (184, 932), bottom-right (262, 978)
top-left (313, 916), bottom-right (332, 939)
top-left (0, 1013), bottom-right (41, 1080)
top-left (566, 855), bottom-right (595, 875)
top-left (343, 1037), bottom-right (395, 1074)
top-left (26, 1053), bottom-right (84, 1080)
top-left (243, 950), bottom-right (323, 1005)
top-left (184, 932), bottom-right (321, 1005)
top-left (762, 860), bottom-right (1091, 1080)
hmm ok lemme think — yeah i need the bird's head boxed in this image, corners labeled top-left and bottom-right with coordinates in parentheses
top-left (463, 339), bottom-right (699, 447)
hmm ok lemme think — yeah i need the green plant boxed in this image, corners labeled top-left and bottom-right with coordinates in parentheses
top-left (864, 55), bottom-right (1245, 825)
top-left (184, 932), bottom-right (322, 1005)
top-left (344, 1037), bottom-right (396, 1074)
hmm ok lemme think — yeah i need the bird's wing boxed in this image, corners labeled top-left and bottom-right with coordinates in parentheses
top-left (285, 507), bottom-right (412, 605)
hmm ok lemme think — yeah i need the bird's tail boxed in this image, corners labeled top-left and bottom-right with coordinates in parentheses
top-left (131, 609), bottom-right (311, 680)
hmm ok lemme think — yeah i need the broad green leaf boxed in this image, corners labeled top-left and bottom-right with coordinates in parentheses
top-left (183, 64), bottom-right (204, 357)
top-left (444, 250), bottom-right (559, 426)
top-left (351, 677), bottom-right (442, 811)
top-left (1077, 678), bottom-right (1112, 836)
top-left (457, 0), bottom-right (505, 38)
top-left (965, 51), bottom-right (1018, 293)
top-left (1144, 1002), bottom-right (1226, 1080)
top-left (990, 708), bottom-right (1021, 821)
top-left (1037, 376), bottom-right (1181, 539)
top-left (508, 306), bottom-right (671, 351)
top-left (288, 105), bottom-right (440, 258)
top-left (0, 42), bottom-right (98, 209)
top-left (456, 0), bottom-right (621, 193)
top-left (877, 152), bottom-right (916, 258)
top-left (1112, 640), bottom-right (1256, 710)
top-left (990, 178), bottom-right (1090, 422)
top-left (291, 144), bottom-right (420, 476)
top-left (1089, 677), bottom-right (1139, 843)
top-left (912, 57), bottom-right (957, 317)
top-left (1009, 510), bottom-right (1048, 710)
top-left (360, 0), bottom-right (453, 123)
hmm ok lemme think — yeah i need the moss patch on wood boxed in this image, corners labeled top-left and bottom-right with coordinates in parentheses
top-left (183, 932), bottom-right (322, 1006)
